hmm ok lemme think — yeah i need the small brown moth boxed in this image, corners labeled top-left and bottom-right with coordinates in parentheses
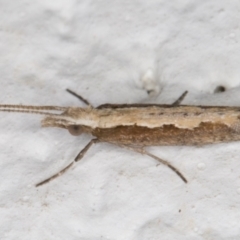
top-left (1, 89), bottom-right (240, 186)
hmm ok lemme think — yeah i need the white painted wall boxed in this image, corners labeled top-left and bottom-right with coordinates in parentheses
top-left (0, 1), bottom-right (240, 239)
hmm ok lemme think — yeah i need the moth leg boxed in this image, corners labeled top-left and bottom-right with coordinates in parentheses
top-left (36, 138), bottom-right (100, 187)
top-left (171, 91), bottom-right (188, 106)
top-left (119, 145), bottom-right (187, 183)
top-left (66, 88), bottom-right (93, 107)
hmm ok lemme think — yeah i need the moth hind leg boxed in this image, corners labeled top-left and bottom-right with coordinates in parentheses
top-left (119, 145), bottom-right (187, 183)
top-left (145, 151), bottom-right (188, 183)
top-left (171, 91), bottom-right (188, 106)
top-left (36, 138), bottom-right (100, 187)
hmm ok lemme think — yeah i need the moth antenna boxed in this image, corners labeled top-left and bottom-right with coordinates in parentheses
top-left (0, 104), bottom-right (67, 115)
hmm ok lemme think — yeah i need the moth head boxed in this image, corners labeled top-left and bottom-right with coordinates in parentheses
top-left (41, 115), bottom-right (92, 136)
top-left (38, 106), bottom-right (96, 136)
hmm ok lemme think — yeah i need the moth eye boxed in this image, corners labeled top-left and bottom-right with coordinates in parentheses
top-left (67, 125), bottom-right (83, 136)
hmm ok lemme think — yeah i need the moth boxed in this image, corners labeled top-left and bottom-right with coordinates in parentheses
top-left (1, 89), bottom-right (240, 186)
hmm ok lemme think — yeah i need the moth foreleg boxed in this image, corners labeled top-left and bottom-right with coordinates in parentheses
top-left (119, 145), bottom-right (187, 183)
top-left (36, 138), bottom-right (100, 187)
top-left (66, 88), bottom-right (93, 107)
top-left (74, 138), bottom-right (100, 162)
top-left (171, 91), bottom-right (188, 106)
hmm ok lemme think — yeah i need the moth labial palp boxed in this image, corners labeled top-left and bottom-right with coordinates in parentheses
top-left (3, 89), bottom-right (240, 186)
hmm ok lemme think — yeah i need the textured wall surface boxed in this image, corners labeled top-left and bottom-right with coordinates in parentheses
top-left (0, 1), bottom-right (240, 239)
